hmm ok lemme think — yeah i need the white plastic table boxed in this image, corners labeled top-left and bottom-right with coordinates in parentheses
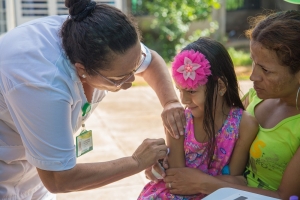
top-left (203, 188), bottom-right (280, 200)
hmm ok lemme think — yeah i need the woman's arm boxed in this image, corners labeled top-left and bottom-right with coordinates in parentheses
top-left (165, 168), bottom-right (281, 197)
top-left (228, 111), bottom-right (258, 175)
top-left (36, 138), bottom-right (168, 193)
top-left (165, 147), bottom-right (300, 199)
top-left (276, 146), bottom-right (300, 199)
top-left (139, 50), bottom-right (185, 139)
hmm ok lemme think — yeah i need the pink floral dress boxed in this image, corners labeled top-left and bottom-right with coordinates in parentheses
top-left (138, 107), bottom-right (243, 200)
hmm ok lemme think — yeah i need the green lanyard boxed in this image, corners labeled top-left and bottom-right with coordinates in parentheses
top-left (76, 102), bottom-right (93, 157)
top-left (82, 102), bottom-right (91, 117)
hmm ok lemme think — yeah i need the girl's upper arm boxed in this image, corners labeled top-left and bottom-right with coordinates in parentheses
top-left (277, 146), bottom-right (300, 199)
top-left (229, 111), bottom-right (258, 175)
top-left (165, 128), bottom-right (185, 168)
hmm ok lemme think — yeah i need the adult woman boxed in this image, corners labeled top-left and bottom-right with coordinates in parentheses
top-left (0, 0), bottom-right (185, 199)
top-left (147, 10), bottom-right (300, 199)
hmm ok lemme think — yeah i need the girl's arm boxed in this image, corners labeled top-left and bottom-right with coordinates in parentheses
top-left (145, 126), bottom-right (185, 182)
top-left (228, 111), bottom-right (258, 175)
top-left (165, 127), bottom-right (185, 168)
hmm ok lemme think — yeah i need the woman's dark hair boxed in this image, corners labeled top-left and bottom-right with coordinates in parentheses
top-left (61, 0), bottom-right (140, 75)
top-left (245, 10), bottom-right (300, 74)
top-left (182, 37), bottom-right (244, 167)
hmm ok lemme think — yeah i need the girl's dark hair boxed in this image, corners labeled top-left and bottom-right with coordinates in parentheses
top-left (245, 10), bottom-right (300, 74)
top-left (61, 0), bottom-right (140, 75)
top-left (182, 37), bottom-right (244, 167)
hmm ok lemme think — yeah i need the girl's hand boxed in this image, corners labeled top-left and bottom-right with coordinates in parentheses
top-left (161, 101), bottom-right (185, 139)
top-left (132, 138), bottom-right (168, 171)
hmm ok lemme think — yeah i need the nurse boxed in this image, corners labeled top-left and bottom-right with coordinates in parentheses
top-left (0, 0), bottom-right (185, 199)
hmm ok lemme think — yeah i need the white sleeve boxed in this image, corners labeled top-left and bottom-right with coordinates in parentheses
top-left (135, 43), bottom-right (152, 74)
top-left (4, 82), bottom-right (76, 171)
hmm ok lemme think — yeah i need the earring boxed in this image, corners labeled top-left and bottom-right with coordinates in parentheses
top-left (82, 74), bottom-right (86, 78)
top-left (219, 91), bottom-right (224, 96)
top-left (296, 86), bottom-right (300, 110)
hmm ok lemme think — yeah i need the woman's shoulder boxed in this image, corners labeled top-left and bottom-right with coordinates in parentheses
top-left (239, 110), bottom-right (259, 139)
top-left (0, 16), bottom-right (72, 89)
top-left (272, 113), bottom-right (300, 134)
top-left (0, 16), bottom-right (66, 59)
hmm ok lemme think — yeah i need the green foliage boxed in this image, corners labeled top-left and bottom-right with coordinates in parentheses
top-left (139, 0), bottom-right (220, 62)
top-left (226, 0), bottom-right (244, 11)
top-left (227, 47), bottom-right (252, 66)
top-left (176, 22), bottom-right (219, 51)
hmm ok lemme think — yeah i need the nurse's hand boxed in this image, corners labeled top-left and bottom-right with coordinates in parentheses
top-left (145, 156), bottom-right (169, 183)
top-left (161, 101), bottom-right (185, 139)
top-left (132, 138), bottom-right (168, 170)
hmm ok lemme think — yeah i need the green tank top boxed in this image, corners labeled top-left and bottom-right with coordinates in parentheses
top-left (244, 88), bottom-right (300, 190)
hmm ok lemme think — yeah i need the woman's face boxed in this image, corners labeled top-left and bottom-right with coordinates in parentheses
top-left (80, 42), bottom-right (143, 92)
top-left (250, 41), bottom-right (299, 100)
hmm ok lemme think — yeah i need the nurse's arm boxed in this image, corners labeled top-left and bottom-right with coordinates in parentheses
top-left (36, 157), bottom-right (140, 193)
top-left (36, 138), bottom-right (168, 193)
top-left (138, 50), bottom-right (185, 139)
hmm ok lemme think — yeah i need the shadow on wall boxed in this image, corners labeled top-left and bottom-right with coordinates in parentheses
top-left (0, 33), bottom-right (5, 39)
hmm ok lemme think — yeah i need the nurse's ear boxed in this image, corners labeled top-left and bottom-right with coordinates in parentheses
top-left (75, 63), bottom-right (87, 79)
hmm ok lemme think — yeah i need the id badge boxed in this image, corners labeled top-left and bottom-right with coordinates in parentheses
top-left (76, 130), bottom-right (93, 157)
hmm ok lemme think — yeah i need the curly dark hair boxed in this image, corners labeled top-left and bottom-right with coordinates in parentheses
top-left (245, 10), bottom-right (300, 74)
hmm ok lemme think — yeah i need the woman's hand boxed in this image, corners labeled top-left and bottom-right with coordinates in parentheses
top-left (161, 101), bottom-right (185, 139)
top-left (132, 138), bottom-right (168, 171)
top-left (164, 168), bottom-right (245, 195)
top-left (164, 167), bottom-right (207, 195)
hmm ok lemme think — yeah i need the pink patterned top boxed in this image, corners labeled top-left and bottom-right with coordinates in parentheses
top-left (138, 107), bottom-right (243, 200)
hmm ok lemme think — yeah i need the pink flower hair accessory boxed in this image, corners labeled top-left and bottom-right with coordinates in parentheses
top-left (172, 50), bottom-right (211, 89)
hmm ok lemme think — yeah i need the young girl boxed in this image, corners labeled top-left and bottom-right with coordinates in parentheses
top-left (138, 37), bottom-right (258, 199)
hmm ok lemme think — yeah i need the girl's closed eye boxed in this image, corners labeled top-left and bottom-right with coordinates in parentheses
top-left (187, 90), bottom-right (197, 94)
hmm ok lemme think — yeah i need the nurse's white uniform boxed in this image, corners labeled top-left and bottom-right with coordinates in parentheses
top-left (0, 15), bottom-right (151, 200)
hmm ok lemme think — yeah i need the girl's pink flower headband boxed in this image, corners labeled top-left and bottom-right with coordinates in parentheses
top-left (172, 50), bottom-right (211, 89)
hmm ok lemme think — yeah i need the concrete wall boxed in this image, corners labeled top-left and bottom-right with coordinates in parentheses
top-left (226, 0), bottom-right (299, 39)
